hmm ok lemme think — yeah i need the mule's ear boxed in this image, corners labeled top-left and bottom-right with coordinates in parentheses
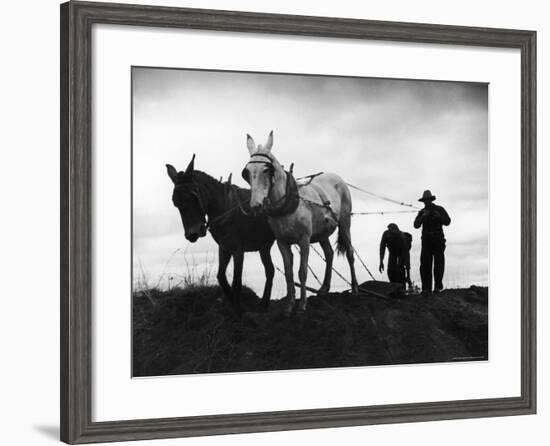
top-left (183, 154), bottom-right (195, 180)
top-left (264, 130), bottom-right (274, 152)
top-left (246, 134), bottom-right (257, 155)
top-left (166, 164), bottom-right (178, 183)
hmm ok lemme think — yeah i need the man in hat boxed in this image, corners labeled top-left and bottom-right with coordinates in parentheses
top-left (414, 190), bottom-right (451, 293)
top-left (379, 223), bottom-right (413, 288)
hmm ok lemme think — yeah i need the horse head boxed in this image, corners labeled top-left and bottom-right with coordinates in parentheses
top-left (241, 130), bottom-right (283, 215)
top-left (166, 154), bottom-right (207, 242)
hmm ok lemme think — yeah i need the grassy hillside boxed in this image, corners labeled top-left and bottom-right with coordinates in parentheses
top-left (132, 284), bottom-right (488, 377)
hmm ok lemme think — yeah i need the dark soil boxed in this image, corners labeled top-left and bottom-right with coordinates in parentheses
top-left (132, 284), bottom-right (488, 377)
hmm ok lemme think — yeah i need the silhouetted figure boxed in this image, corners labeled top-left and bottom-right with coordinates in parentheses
top-left (379, 223), bottom-right (412, 288)
top-left (414, 190), bottom-right (451, 293)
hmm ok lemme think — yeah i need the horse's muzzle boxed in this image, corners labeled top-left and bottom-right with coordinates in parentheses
top-left (199, 223), bottom-right (207, 236)
top-left (185, 223), bottom-right (207, 242)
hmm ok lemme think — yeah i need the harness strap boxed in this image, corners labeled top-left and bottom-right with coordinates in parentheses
top-left (173, 183), bottom-right (207, 215)
top-left (250, 153), bottom-right (273, 161)
top-left (247, 153), bottom-right (274, 166)
top-left (206, 185), bottom-right (250, 229)
top-left (264, 167), bottom-right (300, 217)
top-left (230, 186), bottom-right (251, 216)
top-left (296, 171), bottom-right (324, 186)
top-left (243, 154), bottom-right (300, 218)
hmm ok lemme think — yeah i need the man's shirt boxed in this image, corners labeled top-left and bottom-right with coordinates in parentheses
top-left (413, 204), bottom-right (451, 238)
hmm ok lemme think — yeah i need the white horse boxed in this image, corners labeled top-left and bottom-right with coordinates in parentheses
top-left (242, 131), bottom-right (359, 313)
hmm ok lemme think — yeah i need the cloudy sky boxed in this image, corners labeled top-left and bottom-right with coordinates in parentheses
top-left (132, 67), bottom-right (488, 296)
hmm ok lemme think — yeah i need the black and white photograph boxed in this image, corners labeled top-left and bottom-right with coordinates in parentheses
top-left (1, 0), bottom-right (543, 443)
top-left (132, 67), bottom-right (489, 377)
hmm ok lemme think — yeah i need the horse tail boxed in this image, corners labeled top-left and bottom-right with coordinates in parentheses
top-left (335, 182), bottom-right (353, 257)
top-left (335, 211), bottom-right (352, 256)
top-left (336, 228), bottom-right (348, 256)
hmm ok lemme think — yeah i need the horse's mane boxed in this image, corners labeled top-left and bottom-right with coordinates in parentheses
top-left (190, 169), bottom-right (219, 185)
top-left (191, 169), bottom-right (253, 225)
top-left (190, 169), bottom-right (248, 193)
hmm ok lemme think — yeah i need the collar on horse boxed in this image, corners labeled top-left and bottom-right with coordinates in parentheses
top-left (264, 167), bottom-right (300, 217)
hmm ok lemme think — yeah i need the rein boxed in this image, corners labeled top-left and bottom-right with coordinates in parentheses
top-left (205, 184), bottom-right (251, 229)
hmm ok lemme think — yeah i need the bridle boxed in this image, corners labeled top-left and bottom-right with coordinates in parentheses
top-left (172, 182), bottom-right (207, 219)
top-left (242, 152), bottom-right (278, 202)
top-left (173, 179), bottom-right (247, 231)
top-left (241, 153), bottom-right (299, 217)
top-left (241, 153), bottom-right (275, 182)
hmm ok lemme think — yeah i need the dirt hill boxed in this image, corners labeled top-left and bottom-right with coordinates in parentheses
top-left (132, 284), bottom-right (488, 377)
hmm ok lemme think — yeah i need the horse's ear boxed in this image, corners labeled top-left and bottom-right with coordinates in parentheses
top-left (264, 130), bottom-right (273, 152)
top-left (183, 154), bottom-right (195, 180)
top-left (247, 134), bottom-right (257, 155)
top-left (166, 164), bottom-right (178, 183)
top-left (227, 172), bottom-right (233, 185)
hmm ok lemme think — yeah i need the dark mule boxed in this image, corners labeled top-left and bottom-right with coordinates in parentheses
top-left (166, 155), bottom-right (275, 312)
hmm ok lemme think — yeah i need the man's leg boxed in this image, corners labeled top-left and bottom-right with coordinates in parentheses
top-left (420, 237), bottom-right (433, 292)
top-left (396, 257), bottom-right (406, 286)
top-left (387, 253), bottom-right (398, 283)
top-left (389, 259), bottom-right (406, 286)
top-left (433, 238), bottom-right (446, 291)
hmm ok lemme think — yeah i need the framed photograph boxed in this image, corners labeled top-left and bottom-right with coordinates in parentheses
top-left (60, 1), bottom-right (536, 443)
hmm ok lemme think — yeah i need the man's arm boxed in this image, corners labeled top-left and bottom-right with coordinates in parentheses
top-left (403, 250), bottom-right (411, 269)
top-left (440, 206), bottom-right (451, 226)
top-left (402, 233), bottom-right (413, 287)
top-left (434, 206), bottom-right (451, 226)
top-left (413, 210), bottom-right (425, 229)
top-left (379, 232), bottom-right (388, 272)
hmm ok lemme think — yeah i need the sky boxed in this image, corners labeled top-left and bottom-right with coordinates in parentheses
top-left (132, 67), bottom-right (488, 296)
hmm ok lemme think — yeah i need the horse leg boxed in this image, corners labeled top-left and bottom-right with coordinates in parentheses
top-left (231, 250), bottom-right (244, 313)
top-left (259, 246), bottom-right (274, 311)
top-left (216, 246), bottom-right (234, 305)
top-left (346, 245), bottom-right (359, 296)
top-left (297, 238), bottom-right (310, 312)
top-left (277, 240), bottom-right (295, 314)
top-left (318, 238), bottom-right (333, 295)
top-left (338, 219), bottom-right (359, 296)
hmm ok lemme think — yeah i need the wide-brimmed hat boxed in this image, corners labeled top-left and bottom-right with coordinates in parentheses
top-left (418, 190), bottom-right (436, 202)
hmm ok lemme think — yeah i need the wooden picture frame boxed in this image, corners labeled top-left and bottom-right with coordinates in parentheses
top-left (60, 1), bottom-right (536, 443)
